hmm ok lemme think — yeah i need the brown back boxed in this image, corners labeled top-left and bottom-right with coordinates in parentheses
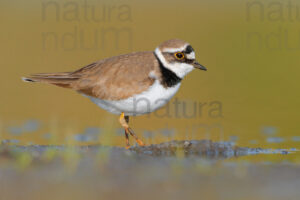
top-left (70, 51), bottom-right (159, 100)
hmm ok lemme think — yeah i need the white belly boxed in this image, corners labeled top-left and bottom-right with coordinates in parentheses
top-left (86, 80), bottom-right (181, 116)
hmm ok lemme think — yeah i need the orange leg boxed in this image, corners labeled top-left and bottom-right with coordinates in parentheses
top-left (124, 128), bottom-right (130, 149)
top-left (119, 112), bottom-right (145, 148)
top-left (127, 127), bottom-right (145, 146)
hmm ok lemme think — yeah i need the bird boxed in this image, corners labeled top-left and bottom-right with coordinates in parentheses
top-left (22, 39), bottom-right (207, 148)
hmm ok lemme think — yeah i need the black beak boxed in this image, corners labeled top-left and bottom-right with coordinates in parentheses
top-left (193, 61), bottom-right (207, 71)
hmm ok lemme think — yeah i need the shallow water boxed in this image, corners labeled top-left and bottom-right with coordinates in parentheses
top-left (0, 140), bottom-right (299, 200)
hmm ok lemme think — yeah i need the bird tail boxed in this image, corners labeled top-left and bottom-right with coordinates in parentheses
top-left (22, 72), bottom-right (79, 88)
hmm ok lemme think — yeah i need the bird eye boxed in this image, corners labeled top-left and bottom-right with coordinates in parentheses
top-left (174, 52), bottom-right (184, 60)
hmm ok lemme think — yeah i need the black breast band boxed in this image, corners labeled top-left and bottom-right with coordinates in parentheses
top-left (153, 52), bottom-right (182, 88)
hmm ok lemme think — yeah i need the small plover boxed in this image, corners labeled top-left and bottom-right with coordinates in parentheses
top-left (23, 39), bottom-right (207, 148)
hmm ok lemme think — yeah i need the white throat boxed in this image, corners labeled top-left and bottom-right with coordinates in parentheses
top-left (154, 48), bottom-right (194, 78)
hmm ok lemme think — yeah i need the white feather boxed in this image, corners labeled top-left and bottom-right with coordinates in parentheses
top-left (186, 51), bottom-right (195, 60)
top-left (86, 80), bottom-right (181, 116)
top-left (148, 71), bottom-right (157, 79)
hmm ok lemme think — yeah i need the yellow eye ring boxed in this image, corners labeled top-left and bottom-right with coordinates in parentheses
top-left (174, 52), bottom-right (185, 60)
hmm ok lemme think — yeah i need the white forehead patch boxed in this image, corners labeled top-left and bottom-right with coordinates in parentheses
top-left (186, 51), bottom-right (195, 60)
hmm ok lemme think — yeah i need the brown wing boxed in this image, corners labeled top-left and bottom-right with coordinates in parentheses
top-left (70, 51), bottom-right (159, 100)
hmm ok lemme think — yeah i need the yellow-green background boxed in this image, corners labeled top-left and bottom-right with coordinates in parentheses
top-left (1, 0), bottom-right (299, 150)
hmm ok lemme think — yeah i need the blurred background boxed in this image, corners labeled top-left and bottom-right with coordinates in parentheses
top-left (1, 1), bottom-right (300, 200)
top-left (0, 0), bottom-right (300, 151)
